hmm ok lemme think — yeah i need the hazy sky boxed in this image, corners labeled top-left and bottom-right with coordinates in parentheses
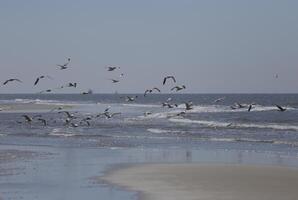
top-left (0, 0), bottom-right (298, 93)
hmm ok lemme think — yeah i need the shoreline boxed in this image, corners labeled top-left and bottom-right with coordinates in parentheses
top-left (102, 163), bottom-right (298, 200)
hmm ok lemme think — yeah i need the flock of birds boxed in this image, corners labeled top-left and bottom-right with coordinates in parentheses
top-left (0, 58), bottom-right (288, 128)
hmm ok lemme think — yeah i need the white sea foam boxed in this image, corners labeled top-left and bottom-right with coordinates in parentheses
top-left (49, 128), bottom-right (77, 137)
top-left (169, 118), bottom-right (298, 131)
top-left (147, 128), bottom-right (185, 134)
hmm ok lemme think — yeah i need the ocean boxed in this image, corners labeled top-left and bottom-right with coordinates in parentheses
top-left (1, 93), bottom-right (298, 200)
top-left (1, 94), bottom-right (298, 152)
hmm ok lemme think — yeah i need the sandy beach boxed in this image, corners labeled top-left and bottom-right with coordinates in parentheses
top-left (103, 164), bottom-right (298, 200)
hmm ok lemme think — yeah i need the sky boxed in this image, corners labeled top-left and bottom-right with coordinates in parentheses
top-left (0, 0), bottom-right (298, 93)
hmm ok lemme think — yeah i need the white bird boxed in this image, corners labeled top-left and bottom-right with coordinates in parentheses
top-left (213, 97), bottom-right (226, 103)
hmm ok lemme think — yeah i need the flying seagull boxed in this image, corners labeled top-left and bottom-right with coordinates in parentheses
top-left (57, 62), bottom-right (69, 70)
top-left (144, 87), bottom-right (161, 96)
top-left (3, 79), bottom-right (22, 85)
top-left (106, 65), bottom-right (120, 71)
top-left (34, 75), bottom-right (53, 86)
top-left (163, 76), bottom-right (176, 85)
top-left (171, 85), bottom-right (186, 92)
top-left (275, 104), bottom-right (286, 112)
top-left (109, 79), bottom-right (120, 83)
top-left (248, 104), bottom-right (253, 112)
top-left (213, 97), bottom-right (226, 103)
top-left (125, 96), bottom-right (138, 102)
top-left (184, 101), bottom-right (193, 110)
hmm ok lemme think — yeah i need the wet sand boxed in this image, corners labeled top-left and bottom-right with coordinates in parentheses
top-left (103, 164), bottom-right (298, 200)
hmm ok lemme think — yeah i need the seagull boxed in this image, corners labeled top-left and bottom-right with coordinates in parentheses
top-left (213, 97), bottom-right (226, 103)
top-left (184, 101), bottom-right (193, 110)
top-left (248, 104), bottom-right (253, 112)
top-left (59, 111), bottom-right (75, 118)
top-left (125, 96), bottom-right (138, 102)
top-left (3, 79), bottom-right (22, 85)
top-left (166, 103), bottom-right (178, 108)
top-left (22, 115), bottom-right (33, 123)
top-left (171, 85), bottom-right (186, 92)
top-left (275, 104), bottom-right (286, 112)
top-left (104, 112), bottom-right (121, 119)
top-left (34, 75), bottom-right (53, 86)
top-left (38, 118), bottom-right (47, 126)
top-left (163, 76), bottom-right (176, 85)
top-left (144, 87), bottom-right (161, 96)
top-left (144, 111), bottom-right (152, 117)
top-left (109, 79), bottom-right (120, 83)
top-left (176, 111), bottom-right (186, 116)
top-left (57, 62), bottom-right (69, 70)
top-left (235, 102), bottom-right (246, 109)
top-left (82, 89), bottom-right (93, 95)
top-left (40, 89), bottom-right (52, 93)
top-left (71, 123), bottom-right (78, 128)
top-left (66, 82), bottom-right (77, 88)
top-left (230, 105), bottom-right (237, 110)
top-left (106, 65), bottom-right (120, 71)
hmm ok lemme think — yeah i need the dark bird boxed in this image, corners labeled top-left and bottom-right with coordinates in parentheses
top-left (163, 76), bottom-right (176, 85)
top-left (171, 85), bottom-right (186, 92)
top-left (3, 79), bottom-right (22, 85)
top-left (57, 62), bottom-right (69, 70)
top-left (248, 104), bottom-right (253, 112)
top-left (38, 118), bottom-right (47, 126)
top-left (82, 89), bottom-right (93, 95)
top-left (104, 112), bottom-right (121, 119)
top-left (144, 111), bottom-right (152, 117)
top-left (176, 111), bottom-right (186, 116)
top-left (125, 96), bottom-right (138, 102)
top-left (275, 104), bottom-right (286, 112)
top-left (22, 115), bottom-right (33, 123)
top-left (71, 123), bottom-right (78, 128)
top-left (184, 101), bottom-right (193, 110)
top-left (34, 75), bottom-right (53, 86)
top-left (236, 102), bottom-right (246, 109)
top-left (109, 79), bottom-right (120, 83)
top-left (106, 65), bottom-right (120, 71)
top-left (34, 76), bottom-right (45, 86)
top-left (66, 82), bottom-right (77, 88)
top-left (40, 89), bottom-right (52, 93)
top-left (59, 111), bottom-right (75, 118)
top-left (144, 87), bottom-right (161, 96)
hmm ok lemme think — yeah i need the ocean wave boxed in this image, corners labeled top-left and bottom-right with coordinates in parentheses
top-left (188, 104), bottom-right (295, 113)
top-left (169, 118), bottom-right (298, 131)
top-left (147, 128), bottom-right (185, 134)
top-left (208, 137), bottom-right (298, 146)
top-left (120, 103), bottom-right (160, 108)
top-left (49, 128), bottom-right (78, 137)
